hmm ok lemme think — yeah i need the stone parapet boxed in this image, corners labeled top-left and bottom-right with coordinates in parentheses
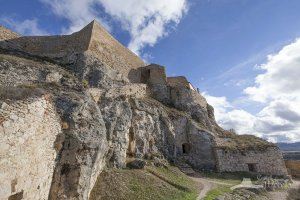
top-left (215, 147), bottom-right (288, 176)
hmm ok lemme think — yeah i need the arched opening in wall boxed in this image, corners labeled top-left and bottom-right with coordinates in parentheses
top-left (247, 163), bottom-right (257, 172)
top-left (141, 69), bottom-right (151, 83)
top-left (182, 143), bottom-right (191, 154)
top-left (127, 128), bottom-right (136, 157)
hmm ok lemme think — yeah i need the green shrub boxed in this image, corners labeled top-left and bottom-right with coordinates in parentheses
top-left (82, 79), bottom-right (89, 88)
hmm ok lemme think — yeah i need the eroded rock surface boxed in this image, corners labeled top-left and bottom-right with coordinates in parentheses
top-left (0, 21), bottom-right (288, 200)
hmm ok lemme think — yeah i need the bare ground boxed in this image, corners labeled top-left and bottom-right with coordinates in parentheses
top-left (268, 180), bottom-right (300, 200)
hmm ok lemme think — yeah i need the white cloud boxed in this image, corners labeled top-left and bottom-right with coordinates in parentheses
top-left (204, 39), bottom-right (300, 143)
top-left (40, 0), bottom-right (188, 55)
top-left (244, 38), bottom-right (300, 103)
top-left (0, 18), bottom-right (47, 35)
top-left (204, 93), bottom-right (300, 143)
top-left (203, 93), bottom-right (259, 137)
top-left (99, 0), bottom-right (187, 54)
top-left (40, 0), bottom-right (110, 33)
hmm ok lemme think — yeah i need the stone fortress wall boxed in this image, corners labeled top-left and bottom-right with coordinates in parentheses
top-left (88, 21), bottom-right (145, 82)
top-left (140, 64), bottom-right (167, 85)
top-left (0, 23), bottom-right (90, 56)
top-left (137, 62), bottom-right (287, 176)
top-left (0, 21), bottom-right (145, 82)
top-left (215, 147), bottom-right (288, 176)
top-left (167, 76), bottom-right (196, 91)
top-left (138, 64), bottom-right (218, 169)
top-left (0, 20), bottom-right (289, 200)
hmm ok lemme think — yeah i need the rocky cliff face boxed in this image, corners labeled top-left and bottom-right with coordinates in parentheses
top-left (0, 21), bottom-right (287, 200)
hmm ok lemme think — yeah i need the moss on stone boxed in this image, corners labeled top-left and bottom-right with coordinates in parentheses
top-left (217, 134), bottom-right (276, 151)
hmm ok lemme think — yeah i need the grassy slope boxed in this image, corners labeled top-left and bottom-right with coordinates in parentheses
top-left (89, 166), bottom-right (198, 200)
top-left (204, 185), bottom-right (231, 200)
top-left (200, 171), bottom-right (257, 200)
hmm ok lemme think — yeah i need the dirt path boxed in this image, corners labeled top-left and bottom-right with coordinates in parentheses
top-left (186, 168), bottom-right (300, 200)
top-left (190, 176), bottom-right (215, 200)
top-left (269, 179), bottom-right (300, 200)
top-left (188, 173), bottom-right (234, 200)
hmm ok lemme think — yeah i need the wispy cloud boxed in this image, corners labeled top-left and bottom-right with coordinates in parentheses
top-left (0, 17), bottom-right (47, 35)
top-left (98, 0), bottom-right (188, 55)
top-left (204, 39), bottom-right (300, 143)
top-left (40, 0), bottom-right (111, 33)
top-left (201, 40), bottom-right (292, 91)
top-left (40, 0), bottom-right (188, 55)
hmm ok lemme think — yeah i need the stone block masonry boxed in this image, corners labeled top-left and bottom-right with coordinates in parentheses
top-left (0, 21), bottom-right (145, 83)
top-left (167, 76), bottom-right (196, 91)
top-left (215, 147), bottom-right (288, 176)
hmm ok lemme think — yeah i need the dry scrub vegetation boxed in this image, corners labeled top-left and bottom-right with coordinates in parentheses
top-left (89, 166), bottom-right (198, 200)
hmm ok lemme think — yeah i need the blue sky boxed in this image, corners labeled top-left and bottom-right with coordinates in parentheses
top-left (1, 0), bottom-right (300, 143)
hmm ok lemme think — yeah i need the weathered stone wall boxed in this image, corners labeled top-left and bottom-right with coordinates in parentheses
top-left (140, 64), bottom-right (167, 85)
top-left (215, 147), bottom-right (288, 176)
top-left (139, 64), bottom-right (170, 104)
top-left (0, 23), bottom-right (91, 59)
top-left (167, 76), bottom-right (195, 90)
top-left (0, 95), bottom-right (61, 200)
top-left (88, 21), bottom-right (145, 82)
top-left (0, 21), bottom-right (145, 82)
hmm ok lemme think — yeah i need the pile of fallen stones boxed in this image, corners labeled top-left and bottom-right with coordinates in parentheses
top-left (256, 176), bottom-right (291, 191)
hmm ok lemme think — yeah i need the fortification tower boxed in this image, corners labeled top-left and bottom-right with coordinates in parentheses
top-left (0, 20), bottom-right (145, 82)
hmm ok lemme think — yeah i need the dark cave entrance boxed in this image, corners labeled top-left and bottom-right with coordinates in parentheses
top-left (141, 69), bottom-right (151, 83)
top-left (182, 143), bottom-right (191, 154)
top-left (247, 163), bottom-right (257, 172)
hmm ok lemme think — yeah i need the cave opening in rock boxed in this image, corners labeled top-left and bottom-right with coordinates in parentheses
top-left (127, 128), bottom-right (136, 157)
top-left (141, 69), bottom-right (151, 83)
top-left (182, 143), bottom-right (191, 154)
top-left (247, 163), bottom-right (257, 172)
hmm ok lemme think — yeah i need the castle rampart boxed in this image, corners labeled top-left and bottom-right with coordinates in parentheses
top-left (0, 21), bottom-right (145, 82)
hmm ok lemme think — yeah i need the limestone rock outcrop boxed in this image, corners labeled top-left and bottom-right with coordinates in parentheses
top-left (0, 21), bottom-right (287, 200)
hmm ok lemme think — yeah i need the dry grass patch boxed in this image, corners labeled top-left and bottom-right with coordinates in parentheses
top-left (89, 166), bottom-right (198, 200)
